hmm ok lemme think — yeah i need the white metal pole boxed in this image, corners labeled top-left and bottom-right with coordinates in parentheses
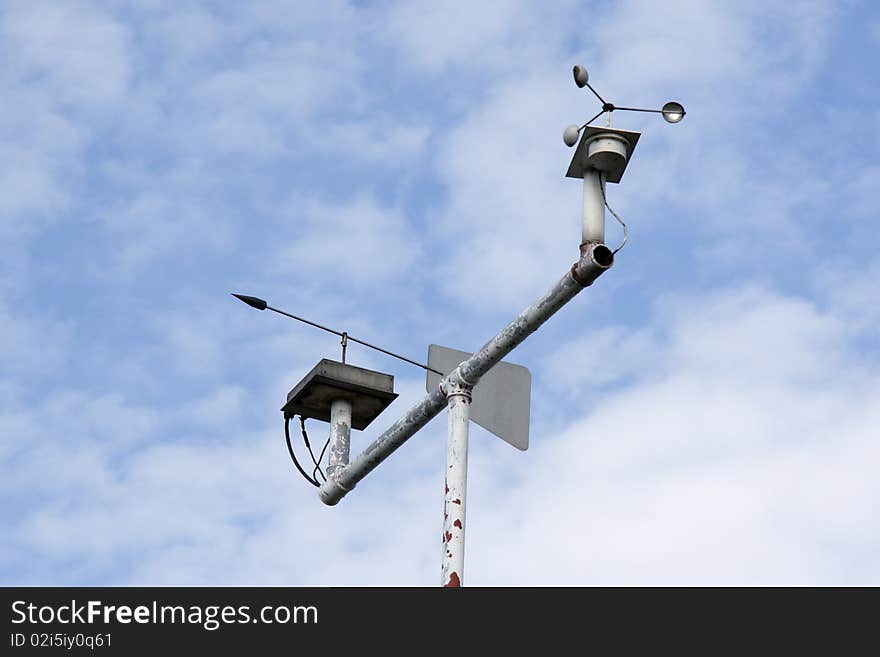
top-left (582, 168), bottom-right (605, 245)
top-left (441, 384), bottom-right (471, 587)
top-left (326, 398), bottom-right (352, 478)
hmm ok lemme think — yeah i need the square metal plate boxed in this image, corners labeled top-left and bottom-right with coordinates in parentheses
top-left (565, 125), bottom-right (641, 183)
top-left (282, 359), bottom-right (398, 431)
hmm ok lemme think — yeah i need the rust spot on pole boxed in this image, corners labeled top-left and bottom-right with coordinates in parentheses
top-left (444, 572), bottom-right (461, 588)
top-left (452, 498), bottom-right (461, 505)
top-left (444, 531), bottom-right (453, 543)
top-left (453, 519), bottom-right (462, 529)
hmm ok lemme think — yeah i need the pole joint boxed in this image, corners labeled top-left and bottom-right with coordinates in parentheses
top-left (571, 242), bottom-right (614, 287)
top-left (440, 368), bottom-right (474, 401)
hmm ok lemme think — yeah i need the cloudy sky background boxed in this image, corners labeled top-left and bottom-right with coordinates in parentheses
top-left (2, 0), bottom-right (878, 585)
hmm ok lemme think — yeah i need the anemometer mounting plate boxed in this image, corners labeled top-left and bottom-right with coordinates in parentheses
top-left (565, 125), bottom-right (641, 183)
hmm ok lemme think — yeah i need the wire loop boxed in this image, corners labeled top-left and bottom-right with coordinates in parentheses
top-left (599, 172), bottom-right (628, 254)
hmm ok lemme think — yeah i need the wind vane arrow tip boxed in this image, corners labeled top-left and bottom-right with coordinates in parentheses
top-left (232, 293), bottom-right (268, 310)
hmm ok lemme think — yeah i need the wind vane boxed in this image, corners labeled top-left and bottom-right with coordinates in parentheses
top-left (234, 64), bottom-right (684, 587)
top-left (231, 293), bottom-right (441, 374)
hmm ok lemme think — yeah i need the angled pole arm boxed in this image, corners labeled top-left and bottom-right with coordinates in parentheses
top-left (318, 242), bottom-right (615, 506)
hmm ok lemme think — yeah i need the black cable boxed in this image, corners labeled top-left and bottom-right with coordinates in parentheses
top-left (598, 171), bottom-right (629, 254)
top-left (284, 415), bottom-right (320, 487)
top-left (300, 416), bottom-right (326, 483)
top-left (313, 435), bottom-right (331, 484)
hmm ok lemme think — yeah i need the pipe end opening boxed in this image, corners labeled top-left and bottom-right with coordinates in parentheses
top-left (591, 244), bottom-right (614, 268)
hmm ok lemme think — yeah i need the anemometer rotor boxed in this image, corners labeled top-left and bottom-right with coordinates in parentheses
top-left (563, 65), bottom-right (685, 147)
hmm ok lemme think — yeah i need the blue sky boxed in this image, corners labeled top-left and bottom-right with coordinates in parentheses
top-left (2, 0), bottom-right (879, 585)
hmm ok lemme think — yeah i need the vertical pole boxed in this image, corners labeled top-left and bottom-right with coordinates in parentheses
top-left (442, 383), bottom-right (471, 587)
top-left (326, 398), bottom-right (352, 478)
top-left (582, 168), bottom-right (605, 246)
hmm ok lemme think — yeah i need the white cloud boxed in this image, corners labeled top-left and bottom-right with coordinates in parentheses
top-left (0, 304), bottom-right (71, 377)
top-left (0, 1), bottom-right (130, 246)
top-left (428, 75), bottom-right (580, 309)
top-left (184, 41), bottom-right (357, 157)
top-left (1, 2), bottom-right (132, 110)
top-left (585, 0), bottom-right (838, 104)
top-left (382, 0), bottom-right (565, 73)
top-left (271, 194), bottom-right (424, 285)
top-left (464, 282), bottom-right (880, 585)
top-left (0, 84), bottom-right (86, 239)
top-left (819, 256), bottom-right (880, 337)
top-left (96, 185), bottom-right (233, 275)
top-left (304, 118), bottom-right (430, 166)
top-left (545, 325), bottom-right (657, 392)
top-left (176, 386), bottom-right (247, 429)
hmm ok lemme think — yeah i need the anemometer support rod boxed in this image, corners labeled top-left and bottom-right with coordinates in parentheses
top-left (318, 242), bottom-right (615, 506)
top-left (582, 170), bottom-right (605, 245)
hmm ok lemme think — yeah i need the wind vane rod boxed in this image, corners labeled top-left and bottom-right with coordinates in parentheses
top-left (231, 294), bottom-right (443, 375)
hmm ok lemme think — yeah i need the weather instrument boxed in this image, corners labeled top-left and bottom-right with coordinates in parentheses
top-left (233, 65), bottom-right (685, 587)
top-left (231, 293), bottom-right (532, 477)
top-left (563, 65), bottom-right (685, 254)
top-left (565, 64), bottom-right (685, 142)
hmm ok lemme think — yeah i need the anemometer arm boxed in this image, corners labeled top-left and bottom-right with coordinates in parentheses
top-left (318, 242), bottom-right (614, 505)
